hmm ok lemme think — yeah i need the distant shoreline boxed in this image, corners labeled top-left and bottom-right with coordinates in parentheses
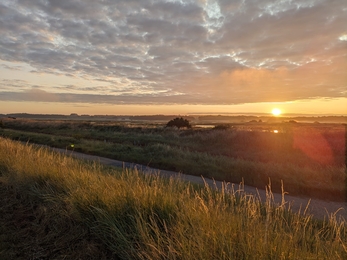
top-left (1, 113), bottom-right (346, 124)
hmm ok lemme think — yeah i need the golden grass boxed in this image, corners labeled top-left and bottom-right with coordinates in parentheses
top-left (0, 137), bottom-right (346, 259)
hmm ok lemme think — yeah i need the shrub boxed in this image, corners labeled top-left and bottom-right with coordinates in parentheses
top-left (213, 124), bottom-right (230, 130)
top-left (166, 117), bottom-right (191, 129)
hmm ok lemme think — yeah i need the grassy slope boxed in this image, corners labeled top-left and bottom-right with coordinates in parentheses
top-left (0, 179), bottom-right (114, 260)
top-left (0, 137), bottom-right (346, 259)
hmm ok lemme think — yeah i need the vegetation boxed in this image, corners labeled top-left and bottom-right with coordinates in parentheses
top-left (0, 138), bottom-right (346, 259)
top-left (0, 118), bottom-right (345, 201)
top-left (213, 124), bottom-right (231, 130)
top-left (166, 117), bottom-right (191, 129)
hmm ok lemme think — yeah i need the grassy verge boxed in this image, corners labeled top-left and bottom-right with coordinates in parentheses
top-left (0, 137), bottom-right (346, 259)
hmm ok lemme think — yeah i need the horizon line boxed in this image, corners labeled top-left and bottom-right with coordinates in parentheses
top-left (1, 112), bottom-right (347, 117)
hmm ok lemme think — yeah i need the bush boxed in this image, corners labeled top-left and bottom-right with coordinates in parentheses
top-left (166, 117), bottom-right (191, 129)
top-left (213, 124), bottom-right (230, 130)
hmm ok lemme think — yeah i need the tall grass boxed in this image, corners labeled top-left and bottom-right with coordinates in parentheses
top-left (0, 137), bottom-right (346, 259)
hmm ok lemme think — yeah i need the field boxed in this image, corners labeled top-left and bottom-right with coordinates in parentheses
top-left (0, 117), bottom-right (345, 201)
top-left (0, 137), bottom-right (346, 259)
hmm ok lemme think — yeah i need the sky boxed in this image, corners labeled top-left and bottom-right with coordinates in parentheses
top-left (0, 0), bottom-right (346, 116)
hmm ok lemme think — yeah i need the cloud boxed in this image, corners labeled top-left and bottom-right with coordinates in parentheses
top-left (0, 88), bottom-right (59, 102)
top-left (0, 88), bottom-right (194, 104)
top-left (0, 0), bottom-right (346, 105)
top-left (192, 57), bottom-right (347, 103)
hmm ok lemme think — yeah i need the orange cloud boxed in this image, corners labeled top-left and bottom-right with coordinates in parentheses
top-left (192, 56), bottom-right (346, 104)
top-left (220, 66), bottom-right (289, 89)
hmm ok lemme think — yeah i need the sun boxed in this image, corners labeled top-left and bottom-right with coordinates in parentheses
top-left (272, 108), bottom-right (281, 116)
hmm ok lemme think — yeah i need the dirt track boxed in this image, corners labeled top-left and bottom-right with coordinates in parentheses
top-left (52, 147), bottom-right (347, 221)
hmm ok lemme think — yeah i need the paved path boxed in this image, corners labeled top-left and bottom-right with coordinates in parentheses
top-left (52, 147), bottom-right (347, 221)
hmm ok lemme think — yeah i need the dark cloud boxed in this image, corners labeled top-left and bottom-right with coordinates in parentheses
top-left (0, 0), bottom-right (346, 105)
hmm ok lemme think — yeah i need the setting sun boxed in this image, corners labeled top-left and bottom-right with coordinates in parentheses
top-left (272, 108), bottom-right (282, 116)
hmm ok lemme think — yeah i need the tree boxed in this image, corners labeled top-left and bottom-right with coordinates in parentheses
top-left (166, 117), bottom-right (191, 129)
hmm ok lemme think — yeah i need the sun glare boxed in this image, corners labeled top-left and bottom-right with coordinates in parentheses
top-left (272, 108), bottom-right (281, 116)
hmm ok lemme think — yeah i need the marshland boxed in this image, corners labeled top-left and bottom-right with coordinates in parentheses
top-left (0, 116), bottom-right (346, 259)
